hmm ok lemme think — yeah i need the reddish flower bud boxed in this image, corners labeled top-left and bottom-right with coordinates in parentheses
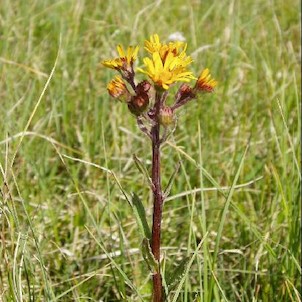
top-left (159, 106), bottom-right (174, 126)
top-left (175, 83), bottom-right (195, 103)
top-left (136, 80), bottom-right (152, 94)
top-left (128, 94), bottom-right (149, 116)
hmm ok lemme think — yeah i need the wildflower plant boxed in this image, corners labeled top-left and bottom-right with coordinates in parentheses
top-left (102, 34), bottom-right (217, 301)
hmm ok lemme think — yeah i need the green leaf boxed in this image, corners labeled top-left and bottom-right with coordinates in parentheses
top-left (133, 154), bottom-right (154, 190)
top-left (132, 193), bottom-right (151, 239)
top-left (141, 238), bottom-right (158, 273)
top-left (171, 237), bottom-right (206, 302)
top-left (163, 161), bottom-right (181, 199)
top-left (165, 256), bottom-right (190, 291)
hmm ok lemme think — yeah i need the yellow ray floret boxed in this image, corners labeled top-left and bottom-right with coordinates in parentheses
top-left (102, 45), bottom-right (139, 70)
top-left (195, 68), bottom-right (217, 92)
top-left (138, 51), bottom-right (196, 90)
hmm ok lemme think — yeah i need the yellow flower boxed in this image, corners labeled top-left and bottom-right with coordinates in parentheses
top-left (107, 76), bottom-right (130, 101)
top-left (138, 51), bottom-right (195, 90)
top-left (144, 34), bottom-right (162, 54)
top-left (145, 34), bottom-right (186, 63)
top-left (102, 45), bottom-right (139, 70)
top-left (140, 34), bottom-right (195, 89)
top-left (195, 68), bottom-right (217, 92)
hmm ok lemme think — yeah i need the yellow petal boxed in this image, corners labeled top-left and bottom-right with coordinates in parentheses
top-left (200, 68), bottom-right (210, 79)
top-left (116, 45), bottom-right (125, 57)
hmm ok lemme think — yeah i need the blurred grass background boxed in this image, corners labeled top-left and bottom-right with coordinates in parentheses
top-left (0, 0), bottom-right (300, 301)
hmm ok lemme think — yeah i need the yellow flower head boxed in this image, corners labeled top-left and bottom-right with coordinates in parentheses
top-left (139, 52), bottom-right (195, 89)
top-left (139, 52), bottom-right (195, 90)
top-left (107, 76), bottom-right (130, 101)
top-left (139, 34), bottom-right (195, 90)
top-left (145, 34), bottom-right (187, 63)
top-left (144, 34), bottom-right (162, 54)
top-left (195, 68), bottom-right (217, 92)
top-left (102, 45), bottom-right (139, 71)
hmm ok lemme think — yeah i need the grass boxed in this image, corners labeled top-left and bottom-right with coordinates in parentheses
top-left (0, 0), bottom-right (300, 301)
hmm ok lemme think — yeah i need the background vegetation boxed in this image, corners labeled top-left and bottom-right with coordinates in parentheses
top-left (0, 0), bottom-right (300, 301)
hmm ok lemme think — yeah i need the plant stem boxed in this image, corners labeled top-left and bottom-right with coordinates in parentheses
top-left (151, 92), bottom-right (164, 301)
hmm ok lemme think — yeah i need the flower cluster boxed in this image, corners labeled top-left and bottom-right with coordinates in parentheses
top-left (102, 34), bottom-right (217, 134)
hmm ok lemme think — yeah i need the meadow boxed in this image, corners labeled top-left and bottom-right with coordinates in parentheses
top-left (0, 0), bottom-right (300, 301)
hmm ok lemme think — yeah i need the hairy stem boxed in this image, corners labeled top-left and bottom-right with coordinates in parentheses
top-left (151, 91), bottom-right (164, 302)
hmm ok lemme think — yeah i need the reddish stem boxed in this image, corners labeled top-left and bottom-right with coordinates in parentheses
top-left (151, 92), bottom-right (164, 301)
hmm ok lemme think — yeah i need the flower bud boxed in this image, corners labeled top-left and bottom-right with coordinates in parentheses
top-left (136, 80), bottom-right (152, 94)
top-left (159, 106), bottom-right (174, 126)
top-left (128, 94), bottom-right (149, 116)
top-left (175, 83), bottom-right (195, 103)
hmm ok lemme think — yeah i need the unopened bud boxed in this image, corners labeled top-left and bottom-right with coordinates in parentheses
top-left (136, 80), bottom-right (152, 94)
top-left (175, 83), bottom-right (195, 103)
top-left (128, 94), bottom-right (149, 116)
top-left (159, 106), bottom-right (174, 126)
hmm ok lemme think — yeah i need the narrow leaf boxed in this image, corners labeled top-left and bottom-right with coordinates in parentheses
top-left (133, 154), bottom-right (154, 190)
top-left (165, 256), bottom-right (190, 291)
top-left (171, 235), bottom-right (207, 302)
top-left (141, 238), bottom-right (158, 273)
top-left (132, 193), bottom-right (151, 239)
top-left (163, 161), bottom-right (181, 199)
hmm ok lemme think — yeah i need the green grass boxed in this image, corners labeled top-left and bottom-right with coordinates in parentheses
top-left (0, 0), bottom-right (300, 301)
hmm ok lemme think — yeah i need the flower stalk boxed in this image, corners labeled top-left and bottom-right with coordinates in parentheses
top-left (150, 91), bottom-right (164, 301)
top-left (101, 34), bottom-right (217, 301)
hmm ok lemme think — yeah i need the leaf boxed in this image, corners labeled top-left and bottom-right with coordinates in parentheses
top-left (141, 238), bottom-right (158, 273)
top-left (132, 193), bottom-right (151, 239)
top-left (163, 161), bottom-right (181, 199)
top-left (165, 256), bottom-right (190, 291)
top-left (133, 154), bottom-right (154, 190)
top-left (171, 237), bottom-right (206, 302)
